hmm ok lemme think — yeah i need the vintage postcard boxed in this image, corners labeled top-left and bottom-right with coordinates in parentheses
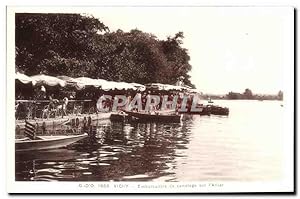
top-left (6, 6), bottom-right (294, 193)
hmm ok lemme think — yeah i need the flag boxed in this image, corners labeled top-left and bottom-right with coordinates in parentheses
top-left (24, 120), bottom-right (36, 139)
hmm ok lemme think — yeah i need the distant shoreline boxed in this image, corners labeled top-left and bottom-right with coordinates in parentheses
top-left (202, 89), bottom-right (283, 101)
top-left (202, 98), bottom-right (283, 101)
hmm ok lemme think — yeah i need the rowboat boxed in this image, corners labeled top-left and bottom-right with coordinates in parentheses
top-left (124, 110), bottom-right (182, 123)
top-left (15, 133), bottom-right (88, 152)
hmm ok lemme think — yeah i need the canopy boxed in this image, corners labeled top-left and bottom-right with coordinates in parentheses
top-left (188, 88), bottom-right (201, 94)
top-left (94, 79), bottom-right (113, 90)
top-left (164, 84), bottom-right (187, 91)
top-left (57, 76), bottom-right (85, 90)
top-left (145, 83), bottom-right (165, 90)
top-left (145, 83), bottom-right (190, 91)
top-left (72, 77), bottom-right (136, 91)
top-left (16, 73), bottom-right (197, 93)
top-left (72, 77), bottom-right (103, 90)
top-left (130, 83), bottom-right (146, 91)
top-left (31, 74), bottom-right (66, 87)
top-left (57, 75), bottom-right (76, 82)
top-left (74, 77), bottom-right (102, 87)
top-left (111, 82), bottom-right (136, 90)
top-left (15, 72), bottom-right (36, 85)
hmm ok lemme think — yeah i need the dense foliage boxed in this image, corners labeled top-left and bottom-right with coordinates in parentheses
top-left (16, 13), bottom-right (195, 88)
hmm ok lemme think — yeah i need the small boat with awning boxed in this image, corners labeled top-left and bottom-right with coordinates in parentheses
top-left (15, 133), bottom-right (88, 152)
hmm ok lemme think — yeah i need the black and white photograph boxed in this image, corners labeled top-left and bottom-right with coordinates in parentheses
top-left (6, 6), bottom-right (294, 193)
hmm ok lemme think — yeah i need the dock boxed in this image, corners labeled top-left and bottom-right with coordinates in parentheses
top-left (15, 112), bottom-right (112, 131)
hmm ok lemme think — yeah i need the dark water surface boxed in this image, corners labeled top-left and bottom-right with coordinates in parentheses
top-left (15, 100), bottom-right (284, 181)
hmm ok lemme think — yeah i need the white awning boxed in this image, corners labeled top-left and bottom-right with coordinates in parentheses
top-left (31, 74), bottom-right (66, 87)
top-left (146, 83), bottom-right (189, 91)
top-left (130, 83), bottom-right (146, 91)
top-left (15, 72), bottom-right (36, 85)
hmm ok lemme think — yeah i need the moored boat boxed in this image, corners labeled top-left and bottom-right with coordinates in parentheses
top-left (124, 110), bottom-right (182, 123)
top-left (110, 112), bottom-right (128, 122)
top-left (15, 133), bottom-right (88, 152)
top-left (178, 104), bottom-right (229, 116)
top-left (209, 105), bottom-right (229, 116)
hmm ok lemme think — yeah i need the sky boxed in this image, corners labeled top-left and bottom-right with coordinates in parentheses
top-left (87, 7), bottom-right (292, 94)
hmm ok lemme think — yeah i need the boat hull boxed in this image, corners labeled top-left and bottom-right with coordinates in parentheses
top-left (178, 105), bottom-right (229, 116)
top-left (15, 134), bottom-right (88, 152)
top-left (124, 111), bottom-right (181, 123)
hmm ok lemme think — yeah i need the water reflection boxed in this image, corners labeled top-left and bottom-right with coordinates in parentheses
top-left (16, 117), bottom-right (193, 181)
top-left (15, 100), bottom-right (284, 182)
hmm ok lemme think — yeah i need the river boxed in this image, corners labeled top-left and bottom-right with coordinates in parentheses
top-left (15, 100), bottom-right (284, 182)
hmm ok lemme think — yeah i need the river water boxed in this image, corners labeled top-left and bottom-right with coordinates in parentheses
top-left (15, 100), bottom-right (284, 182)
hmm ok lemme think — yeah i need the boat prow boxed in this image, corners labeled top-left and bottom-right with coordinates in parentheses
top-left (15, 133), bottom-right (88, 152)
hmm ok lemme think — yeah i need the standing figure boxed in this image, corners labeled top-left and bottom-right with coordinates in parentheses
top-left (62, 97), bottom-right (69, 117)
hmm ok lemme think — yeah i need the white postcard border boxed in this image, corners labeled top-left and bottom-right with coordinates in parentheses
top-left (6, 6), bottom-right (295, 193)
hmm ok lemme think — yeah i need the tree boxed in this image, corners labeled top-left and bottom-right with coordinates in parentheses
top-left (243, 88), bottom-right (253, 99)
top-left (16, 13), bottom-right (108, 76)
top-left (15, 14), bottom-right (195, 88)
top-left (226, 91), bottom-right (242, 100)
top-left (278, 90), bottom-right (283, 100)
top-left (159, 32), bottom-right (194, 88)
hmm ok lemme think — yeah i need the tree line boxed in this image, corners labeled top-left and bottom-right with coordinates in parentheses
top-left (202, 89), bottom-right (283, 101)
top-left (15, 13), bottom-right (194, 88)
top-left (226, 89), bottom-right (283, 100)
